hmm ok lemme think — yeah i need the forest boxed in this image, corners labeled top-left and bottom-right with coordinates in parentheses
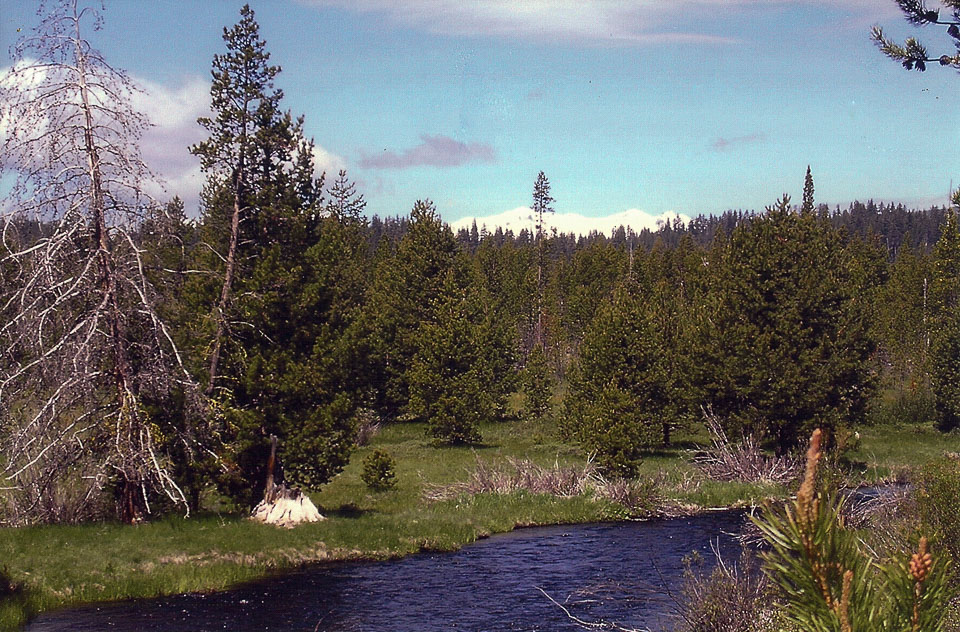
top-left (4, 0), bottom-right (960, 630)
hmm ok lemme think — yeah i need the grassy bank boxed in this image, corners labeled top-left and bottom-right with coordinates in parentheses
top-left (2, 419), bottom-right (959, 630)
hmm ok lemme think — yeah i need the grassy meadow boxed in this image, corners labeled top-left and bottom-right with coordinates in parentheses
top-left (2, 418), bottom-right (960, 630)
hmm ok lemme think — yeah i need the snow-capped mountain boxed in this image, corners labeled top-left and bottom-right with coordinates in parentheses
top-left (449, 207), bottom-right (690, 238)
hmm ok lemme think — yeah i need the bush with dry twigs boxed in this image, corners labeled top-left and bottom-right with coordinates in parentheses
top-left (424, 455), bottom-right (663, 514)
top-left (691, 409), bottom-right (801, 485)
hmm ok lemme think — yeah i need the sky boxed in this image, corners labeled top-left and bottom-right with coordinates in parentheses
top-left (1, 0), bottom-right (959, 227)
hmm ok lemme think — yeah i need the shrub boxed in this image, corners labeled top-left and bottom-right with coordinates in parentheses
top-left (872, 385), bottom-right (937, 426)
top-left (692, 409), bottom-right (801, 485)
top-left (353, 408), bottom-right (381, 446)
top-left (915, 458), bottom-right (960, 567)
top-left (361, 450), bottom-right (397, 491)
top-left (675, 550), bottom-right (772, 632)
top-left (754, 429), bottom-right (954, 631)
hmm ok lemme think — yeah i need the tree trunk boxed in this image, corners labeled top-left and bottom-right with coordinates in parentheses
top-left (76, 19), bottom-right (140, 525)
top-left (206, 165), bottom-right (243, 395)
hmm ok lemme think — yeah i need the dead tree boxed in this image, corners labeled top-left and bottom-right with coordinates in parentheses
top-left (0, 0), bottom-right (205, 524)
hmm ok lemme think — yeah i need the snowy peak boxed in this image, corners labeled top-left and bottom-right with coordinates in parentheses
top-left (449, 207), bottom-right (690, 237)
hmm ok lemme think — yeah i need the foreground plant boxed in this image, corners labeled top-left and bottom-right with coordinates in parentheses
top-left (754, 429), bottom-right (953, 631)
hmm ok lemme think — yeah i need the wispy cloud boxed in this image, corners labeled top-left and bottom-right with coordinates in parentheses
top-left (298, 0), bottom-right (893, 46)
top-left (299, 0), bottom-right (737, 45)
top-left (712, 133), bottom-right (766, 152)
top-left (359, 134), bottom-right (497, 169)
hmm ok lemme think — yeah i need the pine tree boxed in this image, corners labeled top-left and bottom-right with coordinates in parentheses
top-left (872, 2), bottom-right (960, 72)
top-left (407, 265), bottom-right (487, 444)
top-left (327, 169), bottom-right (366, 223)
top-left (802, 165), bottom-right (816, 215)
top-left (931, 203), bottom-right (960, 431)
top-left (188, 6), bottom-right (363, 507)
top-left (932, 308), bottom-right (960, 431)
top-left (364, 200), bottom-right (461, 419)
top-left (563, 279), bottom-right (666, 477)
top-left (932, 208), bottom-right (960, 320)
top-left (697, 196), bottom-right (876, 454)
top-left (522, 345), bottom-right (554, 421)
top-left (190, 3), bottom-right (286, 395)
top-left (532, 171), bottom-right (555, 347)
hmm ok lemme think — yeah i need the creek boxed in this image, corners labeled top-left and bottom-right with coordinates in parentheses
top-left (26, 510), bottom-right (747, 632)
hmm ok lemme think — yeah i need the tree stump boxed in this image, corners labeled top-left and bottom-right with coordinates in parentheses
top-left (250, 485), bottom-right (324, 528)
top-left (249, 434), bottom-right (325, 528)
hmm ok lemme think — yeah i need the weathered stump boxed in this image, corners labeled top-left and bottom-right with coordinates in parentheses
top-left (250, 485), bottom-right (324, 528)
top-left (249, 434), bottom-right (325, 528)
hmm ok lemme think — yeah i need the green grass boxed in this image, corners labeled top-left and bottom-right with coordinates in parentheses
top-left (847, 422), bottom-right (960, 483)
top-left (3, 417), bottom-right (957, 630)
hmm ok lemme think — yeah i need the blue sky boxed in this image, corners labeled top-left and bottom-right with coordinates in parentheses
top-left (2, 0), bottom-right (959, 224)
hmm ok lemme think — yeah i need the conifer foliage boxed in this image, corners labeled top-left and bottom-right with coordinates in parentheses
top-left (697, 196), bottom-right (876, 454)
top-left (189, 5), bottom-right (363, 506)
top-left (563, 280), bottom-right (666, 477)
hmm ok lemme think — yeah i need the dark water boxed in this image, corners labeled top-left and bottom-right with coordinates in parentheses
top-left (26, 511), bottom-right (746, 632)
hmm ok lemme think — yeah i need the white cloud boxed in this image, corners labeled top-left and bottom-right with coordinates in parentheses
top-left (299, 0), bottom-right (735, 45)
top-left (131, 76), bottom-right (345, 214)
top-left (311, 144), bottom-right (347, 176)
top-left (299, 0), bottom-right (897, 45)
top-left (450, 206), bottom-right (690, 237)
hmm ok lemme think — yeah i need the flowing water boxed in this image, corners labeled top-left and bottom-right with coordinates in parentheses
top-left (26, 510), bottom-right (747, 632)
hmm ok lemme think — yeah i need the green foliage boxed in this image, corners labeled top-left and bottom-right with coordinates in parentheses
top-left (697, 196), bottom-right (876, 454)
top-left (521, 345), bottom-right (554, 421)
top-left (754, 431), bottom-right (953, 631)
top-left (802, 165), bottom-right (816, 214)
top-left (407, 260), bottom-right (514, 444)
top-left (874, 242), bottom-right (933, 407)
top-left (915, 458), bottom-right (960, 566)
top-left (184, 6), bottom-right (366, 505)
top-left (361, 450), bottom-right (398, 491)
top-left (933, 209), bottom-right (960, 319)
top-left (932, 308), bottom-right (960, 432)
top-left (872, 3), bottom-right (960, 72)
top-left (364, 200), bottom-right (461, 418)
top-left (563, 280), bottom-right (669, 476)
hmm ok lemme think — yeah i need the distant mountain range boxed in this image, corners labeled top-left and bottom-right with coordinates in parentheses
top-left (449, 207), bottom-right (690, 237)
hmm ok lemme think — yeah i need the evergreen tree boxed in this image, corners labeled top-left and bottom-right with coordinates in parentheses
top-left (522, 345), bottom-right (554, 421)
top-left (532, 171), bottom-right (555, 347)
top-left (563, 279), bottom-right (667, 477)
top-left (407, 265), bottom-right (488, 444)
top-left (364, 200), bottom-right (460, 419)
top-left (802, 165), bottom-right (815, 215)
top-left (932, 208), bottom-right (960, 320)
top-left (872, 2), bottom-right (960, 72)
top-left (932, 307), bottom-right (960, 431)
top-left (190, 3), bottom-right (286, 394)
top-left (188, 6), bottom-right (363, 505)
top-left (697, 196), bottom-right (876, 454)
top-left (931, 203), bottom-right (960, 431)
top-left (327, 169), bottom-right (366, 223)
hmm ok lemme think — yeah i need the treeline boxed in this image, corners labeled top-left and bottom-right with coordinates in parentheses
top-left (140, 176), bottom-right (960, 492)
top-left (448, 200), bottom-right (951, 257)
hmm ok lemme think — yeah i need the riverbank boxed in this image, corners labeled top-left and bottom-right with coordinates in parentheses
top-left (2, 420), bottom-right (957, 630)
